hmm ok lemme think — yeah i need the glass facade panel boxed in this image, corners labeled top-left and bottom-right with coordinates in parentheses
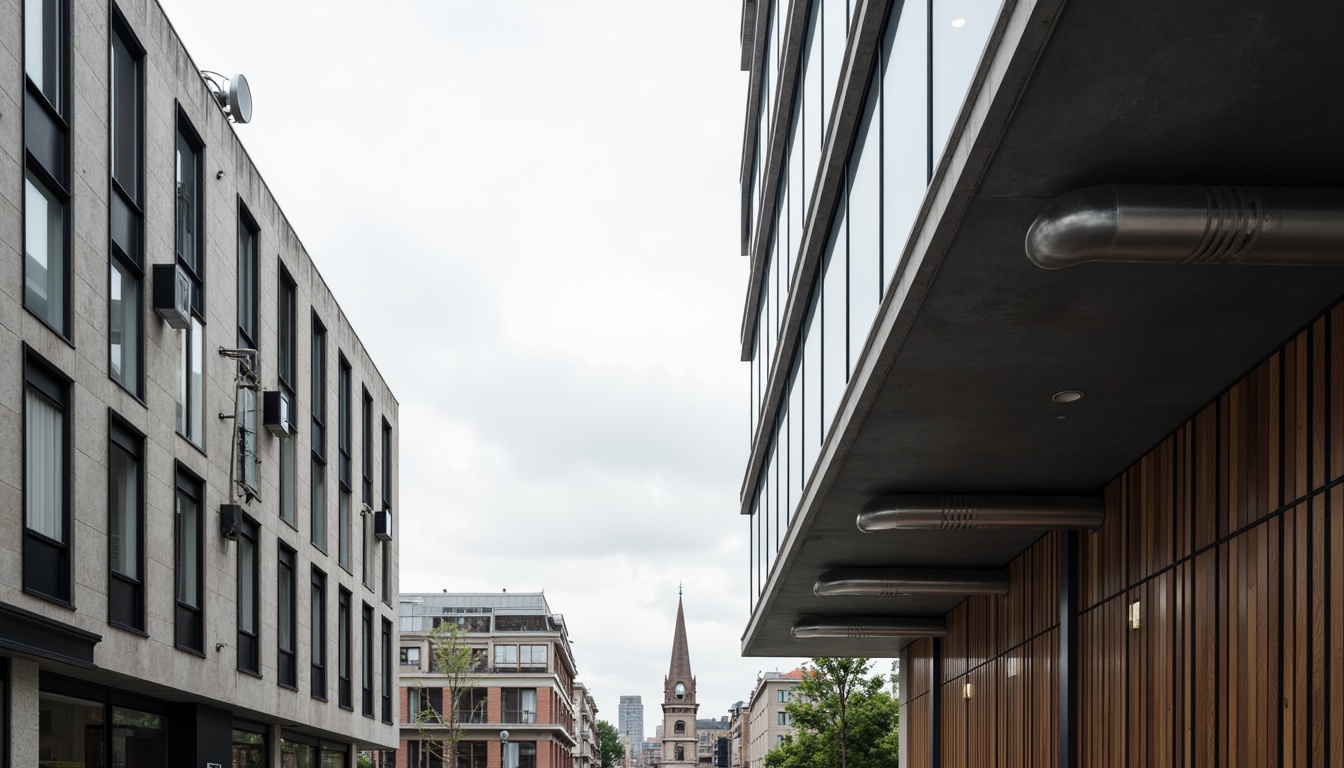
top-left (238, 386), bottom-right (258, 492)
top-left (25, 171), bottom-right (65, 330)
top-left (283, 739), bottom-right (318, 768)
top-left (312, 457), bottom-right (326, 549)
top-left (786, 362), bottom-right (802, 518)
top-left (801, 289), bottom-right (821, 478)
top-left (234, 729), bottom-right (266, 768)
top-left (822, 0), bottom-right (848, 135)
top-left (339, 491), bottom-right (351, 569)
top-left (847, 77), bottom-right (881, 375)
top-left (239, 518), bottom-right (259, 673)
top-left (279, 546), bottom-right (296, 687)
top-left (882, 0), bottom-right (930, 287)
top-left (39, 693), bottom-right (104, 765)
top-left (176, 489), bottom-right (198, 607)
top-left (112, 707), bottom-right (167, 768)
top-left (110, 27), bottom-right (139, 201)
top-left (110, 258), bottom-right (140, 388)
top-left (177, 317), bottom-right (204, 445)
top-left (803, 0), bottom-right (823, 199)
top-left (175, 131), bottom-right (200, 275)
top-left (932, 0), bottom-right (997, 168)
top-left (237, 217), bottom-right (257, 346)
top-left (821, 197), bottom-right (848, 435)
top-left (109, 440), bottom-right (138, 577)
top-left (25, 0), bottom-right (63, 107)
top-left (280, 435), bottom-right (296, 526)
top-left (25, 387), bottom-right (63, 542)
top-left (788, 102), bottom-right (804, 274)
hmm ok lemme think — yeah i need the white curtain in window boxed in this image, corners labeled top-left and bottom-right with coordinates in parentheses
top-left (25, 388), bottom-right (63, 541)
top-left (521, 689), bottom-right (536, 723)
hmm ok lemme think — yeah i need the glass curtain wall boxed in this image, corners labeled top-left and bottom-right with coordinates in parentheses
top-left (745, 0), bottom-right (997, 609)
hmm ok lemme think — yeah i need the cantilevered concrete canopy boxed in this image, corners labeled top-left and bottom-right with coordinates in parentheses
top-left (743, 0), bottom-right (1344, 656)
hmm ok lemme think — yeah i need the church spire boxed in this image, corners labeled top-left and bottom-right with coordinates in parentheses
top-left (664, 595), bottom-right (696, 703)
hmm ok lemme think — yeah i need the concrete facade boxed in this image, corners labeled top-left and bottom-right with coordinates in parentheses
top-left (1, 0), bottom-right (399, 763)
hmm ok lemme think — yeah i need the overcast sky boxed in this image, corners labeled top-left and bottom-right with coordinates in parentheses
top-left (155, 0), bottom-right (807, 735)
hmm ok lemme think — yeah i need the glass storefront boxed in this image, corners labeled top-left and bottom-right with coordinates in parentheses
top-left (38, 688), bottom-right (165, 768)
top-left (234, 728), bottom-right (266, 768)
top-left (282, 738), bottom-right (316, 768)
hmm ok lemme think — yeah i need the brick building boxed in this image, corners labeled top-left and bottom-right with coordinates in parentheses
top-left (396, 592), bottom-right (586, 768)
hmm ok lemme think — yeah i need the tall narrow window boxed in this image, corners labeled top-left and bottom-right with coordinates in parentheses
top-left (362, 505), bottom-right (373, 589)
top-left (25, 0), bottom-right (70, 338)
top-left (339, 490), bottom-right (352, 571)
top-left (338, 355), bottom-right (352, 488)
top-left (24, 354), bottom-right (70, 603)
top-left (311, 315), bottom-right (328, 549)
top-left (109, 14), bottom-right (143, 393)
top-left (108, 417), bottom-right (144, 631)
top-left (381, 618), bottom-right (393, 723)
top-left (338, 588), bottom-right (353, 709)
top-left (237, 205), bottom-right (258, 349)
top-left (175, 114), bottom-right (205, 447)
top-left (311, 568), bottom-right (327, 699)
top-left (278, 265), bottom-right (297, 526)
top-left (311, 314), bottom-right (327, 456)
top-left (174, 467), bottom-right (204, 652)
top-left (237, 516), bottom-right (260, 674)
top-left (362, 603), bottom-right (374, 716)
top-left (277, 544), bottom-right (297, 688)
top-left (381, 417), bottom-right (392, 603)
top-left (361, 388), bottom-right (374, 507)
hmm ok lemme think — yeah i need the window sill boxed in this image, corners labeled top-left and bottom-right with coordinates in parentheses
top-left (175, 430), bottom-right (208, 457)
top-left (239, 667), bottom-right (263, 679)
top-left (279, 683), bottom-right (299, 692)
top-left (175, 644), bottom-right (206, 658)
top-left (22, 588), bottom-right (75, 611)
top-left (24, 306), bottom-right (75, 349)
top-left (109, 375), bottom-right (147, 407)
top-left (107, 619), bottom-right (149, 637)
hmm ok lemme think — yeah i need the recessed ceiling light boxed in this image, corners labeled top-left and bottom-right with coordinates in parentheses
top-left (951, 18), bottom-right (967, 28)
top-left (1052, 389), bottom-right (1085, 403)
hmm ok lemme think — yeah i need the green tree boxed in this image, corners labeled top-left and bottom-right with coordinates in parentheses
top-left (597, 719), bottom-right (626, 768)
top-left (416, 622), bottom-right (481, 766)
top-left (764, 658), bottom-right (899, 768)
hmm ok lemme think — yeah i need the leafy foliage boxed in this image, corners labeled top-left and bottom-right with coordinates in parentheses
top-left (598, 719), bottom-right (626, 768)
top-left (417, 622), bottom-right (481, 763)
top-left (764, 658), bottom-right (899, 768)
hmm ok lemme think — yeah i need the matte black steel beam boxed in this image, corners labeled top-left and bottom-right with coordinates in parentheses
top-left (790, 616), bottom-right (948, 639)
top-left (858, 494), bottom-right (1105, 532)
top-left (1026, 185), bottom-right (1344, 269)
top-left (813, 567), bottom-right (1010, 597)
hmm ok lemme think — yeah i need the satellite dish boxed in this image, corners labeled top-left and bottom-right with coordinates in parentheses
top-left (225, 74), bottom-right (253, 124)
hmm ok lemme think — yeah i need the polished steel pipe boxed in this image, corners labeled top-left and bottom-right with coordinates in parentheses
top-left (1026, 185), bottom-right (1344, 269)
top-left (791, 616), bottom-right (947, 639)
top-left (814, 567), bottom-right (1010, 597)
top-left (857, 494), bottom-right (1104, 532)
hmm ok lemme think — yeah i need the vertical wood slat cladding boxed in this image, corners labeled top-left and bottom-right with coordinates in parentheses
top-left (902, 303), bottom-right (1344, 767)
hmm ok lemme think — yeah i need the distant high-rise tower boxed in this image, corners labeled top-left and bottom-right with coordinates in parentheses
top-left (661, 596), bottom-right (699, 768)
top-left (619, 695), bottom-right (644, 755)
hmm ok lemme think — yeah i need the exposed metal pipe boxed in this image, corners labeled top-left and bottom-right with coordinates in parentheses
top-left (791, 616), bottom-right (948, 639)
top-left (1025, 184), bottom-right (1344, 269)
top-left (858, 494), bottom-right (1104, 532)
top-left (814, 567), bottom-right (1010, 597)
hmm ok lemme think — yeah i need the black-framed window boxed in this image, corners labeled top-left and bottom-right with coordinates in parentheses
top-left (175, 111), bottom-right (205, 447)
top-left (338, 355), bottom-right (352, 487)
top-left (362, 503), bottom-right (373, 589)
top-left (362, 603), bottom-right (374, 717)
top-left (458, 742), bottom-right (488, 768)
top-left (311, 567), bottom-right (327, 699)
top-left (108, 11), bottom-right (143, 394)
top-left (24, 0), bottom-right (71, 339)
top-left (237, 516), bottom-right (260, 674)
top-left (338, 490), bottom-right (351, 572)
top-left (174, 466), bottom-right (204, 652)
top-left (381, 617), bottom-right (393, 723)
top-left (458, 688), bottom-right (487, 723)
top-left (37, 688), bottom-right (167, 768)
top-left (361, 388), bottom-right (373, 506)
top-left (280, 429), bottom-right (296, 527)
top-left (311, 314), bottom-right (327, 457)
top-left (108, 415), bottom-right (144, 631)
top-left (501, 689), bottom-right (537, 724)
top-left (237, 203), bottom-right (258, 349)
top-left (400, 646), bottom-right (421, 667)
top-left (233, 727), bottom-right (266, 768)
top-left (278, 263), bottom-right (296, 387)
top-left (277, 544), bottom-right (297, 688)
top-left (23, 352), bottom-right (70, 603)
top-left (338, 588), bottom-right (352, 709)
top-left (380, 418), bottom-right (392, 603)
top-left (311, 455), bottom-right (326, 552)
top-left (381, 540), bottom-right (391, 605)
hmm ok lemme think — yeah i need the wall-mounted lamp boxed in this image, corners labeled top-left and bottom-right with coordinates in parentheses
top-left (963, 683), bottom-right (974, 700)
top-left (1129, 600), bottom-right (1142, 630)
